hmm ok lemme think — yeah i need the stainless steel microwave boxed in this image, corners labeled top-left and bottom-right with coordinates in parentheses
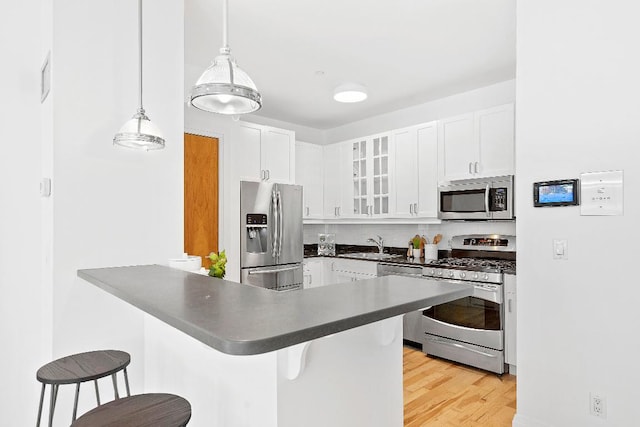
top-left (438, 175), bottom-right (514, 220)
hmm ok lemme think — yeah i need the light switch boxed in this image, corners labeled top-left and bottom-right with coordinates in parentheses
top-left (553, 239), bottom-right (568, 260)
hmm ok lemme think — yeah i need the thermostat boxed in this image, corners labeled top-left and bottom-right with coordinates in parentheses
top-left (533, 179), bottom-right (579, 207)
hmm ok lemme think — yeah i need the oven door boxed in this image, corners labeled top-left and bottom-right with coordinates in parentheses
top-left (422, 279), bottom-right (503, 350)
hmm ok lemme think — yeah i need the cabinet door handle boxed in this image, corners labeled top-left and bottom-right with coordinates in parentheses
top-left (260, 170), bottom-right (265, 180)
top-left (508, 299), bottom-right (512, 313)
top-left (305, 207), bottom-right (310, 216)
top-left (409, 204), bottom-right (413, 215)
top-left (413, 203), bottom-right (418, 215)
top-left (469, 162), bottom-right (473, 174)
top-left (474, 162), bottom-right (479, 174)
top-left (334, 207), bottom-right (338, 217)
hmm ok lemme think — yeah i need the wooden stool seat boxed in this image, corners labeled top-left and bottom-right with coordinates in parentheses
top-left (36, 350), bottom-right (131, 426)
top-left (37, 350), bottom-right (130, 385)
top-left (70, 393), bottom-right (192, 427)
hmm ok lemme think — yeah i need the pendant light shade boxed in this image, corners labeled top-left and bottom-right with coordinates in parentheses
top-left (190, 0), bottom-right (262, 115)
top-left (113, 0), bottom-right (165, 151)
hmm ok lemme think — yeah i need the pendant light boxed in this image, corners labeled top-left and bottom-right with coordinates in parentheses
top-left (190, 0), bottom-right (262, 115)
top-left (113, 0), bottom-right (165, 151)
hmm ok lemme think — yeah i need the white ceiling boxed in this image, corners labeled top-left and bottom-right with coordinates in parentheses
top-left (185, 0), bottom-right (516, 130)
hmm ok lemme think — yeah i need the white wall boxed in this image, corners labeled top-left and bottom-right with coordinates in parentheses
top-left (0, 0), bottom-right (183, 424)
top-left (51, 0), bottom-right (183, 363)
top-left (326, 79), bottom-right (515, 143)
top-left (304, 222), bottom-right (516, 250)
top-left (514, 1), bottom-right (640, 426)
top-left (0, 0), bottom-right (48, 424)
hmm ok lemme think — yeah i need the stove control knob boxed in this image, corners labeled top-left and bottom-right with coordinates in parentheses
top-left (448, 271), bottom-right (454, 278)
top-left (437, 270), bottom-right (443, 277)
top-left (459, 272), bottom-right (466, 279)
top-left (482, 274), bottom-right (489, 280)
top-left (472, 273), bottom-right (479, 280)
top-left (429, 269), bottom-right (436, 276)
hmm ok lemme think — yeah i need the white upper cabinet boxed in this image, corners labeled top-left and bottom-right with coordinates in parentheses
top-left (234, 122), bottom-right (295, 183)
top-left (438, 103), bottom-right (514, 182)
top-left (295, 141), bottom-right (323, 218)
top-left (393, 122), bottom-right (438, 218)
top-left (323, 141), bottom-right (352, 218)
top-left (475, 104), bottom-right (515, 178)
top-left (350, 134), bottom-right (391, 217)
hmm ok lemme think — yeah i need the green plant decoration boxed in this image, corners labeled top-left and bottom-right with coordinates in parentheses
top-left (208, 250), bottom-right (227, 279)
top-left (412, 236), bottom-right (421, 249)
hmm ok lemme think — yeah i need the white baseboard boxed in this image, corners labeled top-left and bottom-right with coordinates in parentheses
top-left (512, 413), bottom-right (552, 427)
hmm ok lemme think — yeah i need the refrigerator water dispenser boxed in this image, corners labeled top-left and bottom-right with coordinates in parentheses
top-left (246, 213), bottom-right (268, 254)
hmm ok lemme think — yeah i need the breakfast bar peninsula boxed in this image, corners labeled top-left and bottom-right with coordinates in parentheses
top-left (78, 264), bottom-right (471, 427)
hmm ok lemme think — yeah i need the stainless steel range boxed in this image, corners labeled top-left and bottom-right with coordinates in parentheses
top-left (421, 234), bottom-right (516, 374)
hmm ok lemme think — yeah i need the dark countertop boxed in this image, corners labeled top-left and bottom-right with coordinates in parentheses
top-left (304, 243), bottom-right (450, 267)
top-left (78, 265), bottom-right (472, 356)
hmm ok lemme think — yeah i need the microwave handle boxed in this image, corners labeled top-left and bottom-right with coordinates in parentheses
top-left (485, 184), bottom-right (490, 217)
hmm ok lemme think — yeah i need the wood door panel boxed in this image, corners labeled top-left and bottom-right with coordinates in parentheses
top-left (184, 133), bottom-right (218, 268)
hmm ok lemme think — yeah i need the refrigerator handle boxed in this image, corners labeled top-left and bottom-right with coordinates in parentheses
top-left (248, 265), bottom-right (300, 275)
top-left (277, 190), bottom-right (283, 257)
top-left (272, 190), bottom-right (278, 258)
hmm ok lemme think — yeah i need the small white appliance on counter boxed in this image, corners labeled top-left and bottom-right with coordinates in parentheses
top-left (240, 181), bottom-right (303, 291)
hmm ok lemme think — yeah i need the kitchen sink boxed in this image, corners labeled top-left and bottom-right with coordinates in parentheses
top-left (337, 252), bottom-right (405, 261)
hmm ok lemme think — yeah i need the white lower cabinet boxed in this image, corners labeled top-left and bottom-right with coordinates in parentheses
top-left (327, 258), bottom-right (377, 284)
top-left (305, 258), bottom-right (377, 286)
top-left (302, 258), bottom-right (324, 288)
top-left (504, 273), bottom-right (517, 372)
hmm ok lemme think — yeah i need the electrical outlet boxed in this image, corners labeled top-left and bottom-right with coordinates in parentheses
top-left (590, 393), bottom-right (606, 418)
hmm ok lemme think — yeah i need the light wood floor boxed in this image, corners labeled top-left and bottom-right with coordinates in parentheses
top-left (403, 346), bottom-right (516, 426)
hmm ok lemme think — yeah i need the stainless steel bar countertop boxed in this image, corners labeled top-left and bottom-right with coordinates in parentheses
top-left (78, 265), bottom-right (472, 356)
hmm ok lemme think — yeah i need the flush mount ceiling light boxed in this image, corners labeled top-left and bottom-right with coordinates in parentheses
top-left (190, 0), bottom-right (262, 115)
top-left (113, 0), bottom-right (165, 151)
top-left (333, 83), bottom-right (368, 103)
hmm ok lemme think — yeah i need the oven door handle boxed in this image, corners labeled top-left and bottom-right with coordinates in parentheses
top-left (484, 184), bottom-right (491, 217)
top-left (425, 336), bottom-right (498, 358)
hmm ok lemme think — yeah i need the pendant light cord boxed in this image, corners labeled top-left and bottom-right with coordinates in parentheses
top-left (222, 0), bottom-right (228, 51)
top-left (138, 0), bottom-right (144, 112)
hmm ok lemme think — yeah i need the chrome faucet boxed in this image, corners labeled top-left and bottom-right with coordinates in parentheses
top-left (367, 235), bottom-right (384, 254)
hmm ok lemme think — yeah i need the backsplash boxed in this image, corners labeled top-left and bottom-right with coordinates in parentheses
top-left (304, 221), bottom-right (516, 251)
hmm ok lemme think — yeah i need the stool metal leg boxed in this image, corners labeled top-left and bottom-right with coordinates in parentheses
top-left (111, 373), bottom-right (119, 399)
top-left (48, 384), bottom-right (58, 427)
top-left (123, 367), bottom-right (131, 397)
top-left (36, 383), bottom-right (45, 427)
top-left (72, 382), bottom-right (81, 421)
top-left (94, 379), bottom-right (101, 405)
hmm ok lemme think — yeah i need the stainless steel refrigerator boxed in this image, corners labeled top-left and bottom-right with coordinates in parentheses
top-left (240, 181), bottom-right (303, 291)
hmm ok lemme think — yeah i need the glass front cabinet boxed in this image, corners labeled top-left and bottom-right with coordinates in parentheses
top-left (351, 134), bottom-right (390, 216)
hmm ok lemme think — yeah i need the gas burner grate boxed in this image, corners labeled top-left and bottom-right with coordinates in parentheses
top-left (430, 257), bottom-right (515, 270)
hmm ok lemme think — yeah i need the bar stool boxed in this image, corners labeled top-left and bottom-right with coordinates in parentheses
top-left (36, 350), bottom-right (131, 427)
top-left (70, 393), bottom-right (191, 427)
